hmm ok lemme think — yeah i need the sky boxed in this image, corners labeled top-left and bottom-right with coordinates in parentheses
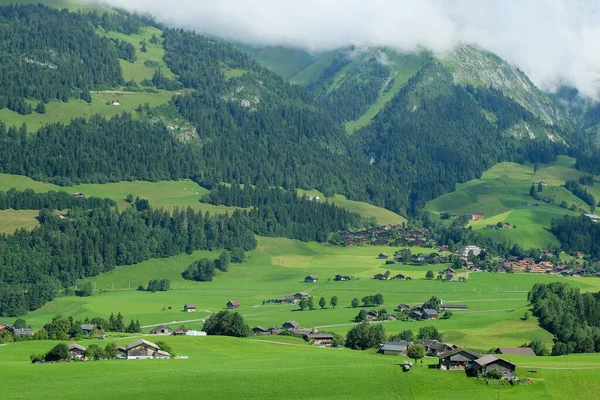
top-left (90, 0), bottom-right (600, 98)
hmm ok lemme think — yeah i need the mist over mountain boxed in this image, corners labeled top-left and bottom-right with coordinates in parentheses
top-left (87, 0), bottom-right (600, 99)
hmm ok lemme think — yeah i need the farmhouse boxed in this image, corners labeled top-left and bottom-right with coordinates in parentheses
top-left (428, 342), bottom-right (456, 357)
top-left (150, 325), bottom-right (173, 335)
top-left (471, 355), bottom-right (517, 378)
top-left (466, 213), bottom-right (484, 221)
top-left (304, 275), bottom-right (319, 283)
top-left (12, 328), bottom-right (33, 336)
top-left (584, 214), bottom-right (600, 222)
top-left (111, 99), bottom-right (120, 106)
top-left (252, 326), bottom-right (270, 336)
top-left (378, 253), bottom-right (390, 259)
top-left (69, 343), bottom-right (87, 360)
top-left (276, 295), bottom-right (297, 304)
top-left (392, 273), bottom-right (406, 280)
top-left (294, 292), bottom-right (310, 300)
top-left (173, 327), bottom-right (187, 336)
top-left (184, 304), bottom-right (196, 312)
top-left (421, 309), bottom-right (439, 320)
top-left (496, 347), bottom-right (536, 356)
top-left (282, 320), bottom-right (300, 330)
top-left (397, 304), bottom-right (410, 312)
top-left (305, 333), bottom-right (334, 346)
top-left (334, 274), bottom-right (351, 281)
top-left (458, 245), bottom-right (481, 257)
top-left (80, 323), bottom-right (97, 334)
top-left (440, 267), bottom-right (456, 276)
top-left (72, 192), bottom-right (85, 198)
top-left (438, 348), bottom-right (482, 370)
top-left (126, 339), bottom-right (170, 359)
top-left (373, 273), bottom-right (387, 280)
top-left (379, 341), bottom-right (411, 356)
top-left (227, 300), bottom-right (240, 309)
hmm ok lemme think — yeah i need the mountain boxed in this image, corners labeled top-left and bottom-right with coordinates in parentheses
top-left (244, 45), bottom-right (571, 140)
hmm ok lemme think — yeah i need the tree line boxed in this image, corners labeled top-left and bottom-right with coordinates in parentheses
top-left (564, 180), bottom-right (596, 211)
top-left (550, 215), bottom-right (600, 258)
top-left (0, 203), bottom-right (256, 317)
top-left (528, 282), bottom-right (600, 355)
top-left (0, 188), bottom-right (114, 210)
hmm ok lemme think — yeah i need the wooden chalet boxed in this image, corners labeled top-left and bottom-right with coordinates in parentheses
top-left (184, 304), bottom-right (197, 312)
top-left (471, 355), bottom-right (516, 378)
top-left (373, 273), bottom-right (387, 280)
top-left (304, 333), bottom-right (334, 346)
top-left (173, 327), bottom-right (187, 336)
top-left (438, 348), bottom-right (482, 370)
top-left (150, 325), bottom-right (173, 335)
top-left (496, 347), bottom-right (535, 356)
top-left (378, 341), bottom-right (411, 356)
top-left (378, 253), bottom-right (390, 259)
top-left (126, 339), bottom-right (170, 359)
top-left (69, 343), bottom-right (87, 360)
top-left (304, 275), bottom-right (319, 283)
top-left (334, 274), bottom-right (351, 281)
top-left (252, 326), bottom-right (271, 336)
top-left (392, 273), bottom-right (406, 280)
top-left (282, 320), bottom-right (300, 330)
top-left (294, 292), bottom-right (310, 300)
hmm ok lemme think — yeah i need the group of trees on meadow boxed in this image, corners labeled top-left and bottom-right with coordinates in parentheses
top-left (564, 180), bottom-right (596, 211)
top-left (182, 251), bottom-right (234, 282)
top-left (140, 279), bottom-right (171, 292)
top-left (528, 283), bottom-right (600, 355)
top-left (202, 310), bottom-right (251, 338)
top-left (33, 313), bottom-right (141, 341)
top-left (295, 296), bottom-right (338, 311)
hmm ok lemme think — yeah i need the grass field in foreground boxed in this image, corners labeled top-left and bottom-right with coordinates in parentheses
top-left (1, 336), bottom-right (599, 399)
top-left (10, 236), bottom-right (600, 350)
top-left (426, 157), bottom-right (595, 248)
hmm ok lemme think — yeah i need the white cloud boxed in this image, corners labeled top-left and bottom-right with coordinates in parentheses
top-left (90, 0), bottom-right (600, 98)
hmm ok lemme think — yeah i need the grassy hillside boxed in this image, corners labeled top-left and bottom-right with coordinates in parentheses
top-left (237, 45), bottom-right (318, 80)
top-left (9, 236), bottom-right (600, 350)
top-left (427, 157), bottom-right (595, 248)
top-left (0, 209), bottom-right (39, 233)
top-left (4, 336), bottom-right (600, 399)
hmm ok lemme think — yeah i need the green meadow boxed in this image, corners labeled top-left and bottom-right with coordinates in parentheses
top-left (0, 91), bottom-right (176, 132)
top-left (426, 157), bottom-right (595, 248)
top-left (0, 209), bottom-right (39, 233)
top-left (8, 236), bottom-right (600, 352)
top-left (2, 336), bottom-right (600, 399)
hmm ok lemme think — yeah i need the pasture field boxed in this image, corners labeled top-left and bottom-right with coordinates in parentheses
top-left (8, 236), bottom-right (600, 351)
top-left (0, 91), bottom-right (176, 132)
top-left (0, 209), bottom-right (39, 233)
top-left (96, 25), bottom-right (177, 83)
top-left (0, 174), bottom-right (402, 228)
top-left (298, 189), bottom-right (406, 225)
top-left (426, 157), bottom-right (596, 248)
top-left (1, 336), bottom-right (600, 399)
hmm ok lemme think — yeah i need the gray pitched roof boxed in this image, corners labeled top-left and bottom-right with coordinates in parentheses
top-left (126, 338), bottom-right (160, 350)
top-left (150, 325), bottom-right (172, 333)
top-left (306, 334), bottom-right (334, 340)
top-left (422, 309), bottom-right (439, 316)
top-left (475, 354), bottom-right (516, 367)
top-left (184, 304), bottom-right (196, 308)
top-left (438, 347), bottom-right (482, 360)
top-left (497, 347), bottom-right (536, 356)
top-left (69, 343), bottom-right (86, 351)
top-left (81, 324), bottom-right (95, 331)
top-left (380, 341), bottom-right (412, 351)
top-left (13, 328), bottom-right (33, 335)
top-left (283, 320), bottom-right (300, 328)
top-left (253, 326), bottom-right (269, 332)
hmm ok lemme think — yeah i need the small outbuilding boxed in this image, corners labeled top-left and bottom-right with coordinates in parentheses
top-left (282, 320), bottom-right (300, 330)
top-left (150, 325), bottom-right (173, 335)
top-left (378, 341), bottom-right (411, 356)
top-left (227, 300), bottom-right (240, 309)
top-left (471, 355), bottom-right (517, 378)
top-left (496, 347), bottom-right (536, 356)
top-left (304, 275), bottom-right (319, 283)
top-left (184, 304), bottom-right (197, 312)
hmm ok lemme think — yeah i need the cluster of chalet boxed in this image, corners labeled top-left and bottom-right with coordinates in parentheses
top-left (252, 321), bottom-right (334, 346)
top-left (373, 272), bottom-right (411, 281)
top-left (149, 325), bottom-right (206, 336)
top-left (392, 251), bottom-right (450, 265)
top-left (0, 325), bottom-right (33, 337)
top-left (437, 347), bottom-right (534, 378)
top-left (379, 339), bottom-right (456, 357)
top-left (397, 301), bottom-right (468, 321)
top-left (340, 225), bottom-right (434, 247)
top-left (486, 222), bottom-right (512, 230)
top-left (273, 291), bottom-right (311, 304)
top-left (498, 252), bottom-right (587, 275)
top-left (68, 339), bottom-right (171, 360)
top-left (440, 212), bottom-right (484, 221)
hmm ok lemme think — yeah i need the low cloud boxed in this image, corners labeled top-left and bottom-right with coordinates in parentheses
top-left (90, 0), bottom-right (600, 98)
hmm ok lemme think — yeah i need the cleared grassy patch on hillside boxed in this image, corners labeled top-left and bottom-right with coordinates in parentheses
top-left (289, 50), bottom-right (339, 85)
top-left (97, 25), bottom-right (176, 83)
top-left (244, 46), bottom-right (317, 80)
top-left (6, 336), bottom-right (597, 399)
top-left (298, 189), bottom-right (406, 225)
top-left (427, 158), bottom-right (595, 248)
top-left (0, 91), bottom-right (175, 132)
top-left (0, 209), bottom-right (39, 233)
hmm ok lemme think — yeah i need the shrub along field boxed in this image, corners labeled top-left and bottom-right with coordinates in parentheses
top-left (1, 335), bottom-right (600, 399)
top-left (426, 157), bottom-right (597, 248)
top-left (8, 236), bottom-right (600, 352)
